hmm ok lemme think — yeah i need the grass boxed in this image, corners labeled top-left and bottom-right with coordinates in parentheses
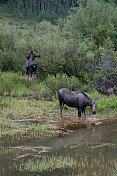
top-left (112, 161), bottom-right (117, 176)
top-left (96, 96), bottom-right (117, 117)
top-left (17, 147), bottom-right (117, 176)
top-left (0, 97), bottom-right (59, 139)
top-left (0, 72), bottom-right (31, 97)
top-left (19, 155), bottom-right (77, 172)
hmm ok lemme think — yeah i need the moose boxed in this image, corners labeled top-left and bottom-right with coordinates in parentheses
top-left (25, 50), bottom-right (40, 80)
top-left (58, 88), bottom-right (99, 118)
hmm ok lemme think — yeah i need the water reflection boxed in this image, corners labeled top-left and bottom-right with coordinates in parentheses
top-left (0, 120), bottom-right (117, 176)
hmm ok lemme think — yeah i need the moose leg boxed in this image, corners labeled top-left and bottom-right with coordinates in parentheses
top-left (60, 102), bottom-right (64, 117)
top-left (30, 72), bottom-right (33, 81)
top-left (78, 108), bottom-right (82, 118)
top-left (26, 69), bottom-right (29, 80)
top-left (82, 108), bottom-right (86, 118)
top-left (34, 65), bottom-right (37, 81)
top-left (34, 70), bottom-right (36, 81)
top-left (29, 67), bottom-right (33, 81)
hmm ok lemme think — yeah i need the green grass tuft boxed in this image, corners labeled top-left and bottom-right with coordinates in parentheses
top-left (0, 72), bottom-right (31, 97)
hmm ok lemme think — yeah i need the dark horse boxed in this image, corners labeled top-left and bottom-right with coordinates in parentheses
top-left (25, 50), bottom-right (40, 80)
top-left (58, 88), bottom-right (99, 118)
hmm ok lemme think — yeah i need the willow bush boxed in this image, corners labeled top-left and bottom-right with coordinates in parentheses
top-left (93, 48), bottom-right (117, 95)
top-left (37, 73), bottom-right (81, 97)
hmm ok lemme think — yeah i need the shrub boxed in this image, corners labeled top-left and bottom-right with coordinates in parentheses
top-left (37, 73), bottom-right (81, 97)
top-left (93, 49), bottom-right (117, 95)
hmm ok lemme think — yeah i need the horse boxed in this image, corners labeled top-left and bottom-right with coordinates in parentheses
top-left (25, 50), bottom-right (40, 80)
top-left (58, 88), bottom-right (99, 118)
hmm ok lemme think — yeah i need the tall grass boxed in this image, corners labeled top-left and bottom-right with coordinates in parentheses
top-left (97, 96), bottom-right (117, 112)
top-left (0, 71), bottom-right (31, 97)
top-left (19, 155), bottom-right (77, 172)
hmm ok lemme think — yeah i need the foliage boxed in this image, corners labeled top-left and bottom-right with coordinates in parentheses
top-left (63, 0), bottom-right (117, 47)
top-left (93, 49), bottom-right (117, 95)
top-left (6, 0), bottom-right (78, 23)
top-left (37, 73), bottom-right (81, 97)
top-left (0, 72), bottom-right (31, 97)
top-left (0, 96), bottom-right (58, 139)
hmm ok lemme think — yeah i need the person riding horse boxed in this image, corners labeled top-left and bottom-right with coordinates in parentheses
top-left (26, 50), bottom-right (40, 80)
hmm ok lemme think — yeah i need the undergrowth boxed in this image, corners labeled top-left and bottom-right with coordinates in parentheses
top-left (37, 73), bottom-right (81, 97)
top-left (0, 71), bottom-right (31, 97)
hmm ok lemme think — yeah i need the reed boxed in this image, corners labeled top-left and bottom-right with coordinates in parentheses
top-left (19, 155), bottom-right (77, 172)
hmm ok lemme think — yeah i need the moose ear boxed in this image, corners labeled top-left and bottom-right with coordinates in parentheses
top-left (31, 50), bottom-right (33, 54)
top-left (95, 96), bottom-right (99, 101)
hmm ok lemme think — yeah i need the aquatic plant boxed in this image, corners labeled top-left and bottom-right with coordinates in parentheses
top-left (19, 155), bottom-right (77, 172)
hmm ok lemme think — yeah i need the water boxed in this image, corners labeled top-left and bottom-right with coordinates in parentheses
top-left (0, 119), bottom-right (117, 176)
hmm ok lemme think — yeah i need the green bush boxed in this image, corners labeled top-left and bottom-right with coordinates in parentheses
top-left (37, 73), bottom-right (81, 97)
top-left (93, 49), bottom-right (117, 95)
top-left (0, 72), bottom-right (31, 97)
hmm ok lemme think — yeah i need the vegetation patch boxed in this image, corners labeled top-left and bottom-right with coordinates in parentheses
top-left (0, 72), bottom-right (31, 97)
top-left (0, 91), bottom-right (117, 139)
top-left (0, 97), bottom-right (59, 139)
top-left (18, 155), bottom-right (77, 172)
top-left (37, 73), bottom-right (81, 97)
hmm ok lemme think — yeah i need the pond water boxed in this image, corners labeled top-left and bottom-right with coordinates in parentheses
top-left (0, 119), bottom-right (117, 176)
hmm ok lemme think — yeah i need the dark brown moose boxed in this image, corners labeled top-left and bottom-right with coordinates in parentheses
top-left (58, 88), bottom-right (99, 118)
top-left (25, 50), bottom-right (40, 80)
